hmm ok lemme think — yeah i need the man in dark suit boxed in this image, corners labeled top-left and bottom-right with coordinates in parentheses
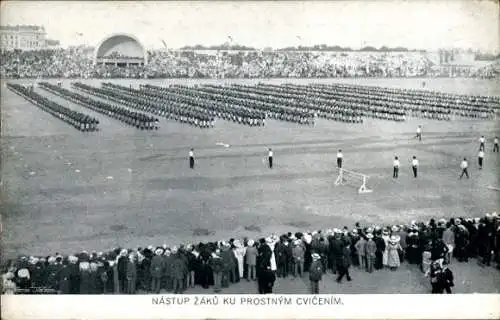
top-left (256, 238), bottom-right (273, 293)
top-left (336, 241), bottom-right (352, 283)
top-left (365, 233), bottom-right (377, 273)
top-left (309, 253), bottom-right (323, 294)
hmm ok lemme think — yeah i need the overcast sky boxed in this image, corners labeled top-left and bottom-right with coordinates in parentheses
top-left (1, 0), bottom-right (499, 52)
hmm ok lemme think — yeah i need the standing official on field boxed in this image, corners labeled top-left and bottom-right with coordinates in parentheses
top-left (459, 158), bottom-right (469, 179)
top-left (393, 156), bottom-right (400, 178)
top-left (479, 136), bottom-right (485, 151)
top-left (478, 150), bottom-right (484, 170)
top-left (189, 148), bottom-right (195, 169)
top-left (268, 148), bottom-right (273, 169)
top-left (493, 137), bottom-right (499, 152)
top-left (411, 156), bottom-right (419, 178)
top-left (416, 125), bottom-right (422, 141)
top-left (337, 149), bottom-right (343, 169)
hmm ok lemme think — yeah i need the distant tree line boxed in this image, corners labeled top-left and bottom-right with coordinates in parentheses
top-left (178, 44), bottom-right (426, 52)
top-left (180, 44), bottom-right (257, 51)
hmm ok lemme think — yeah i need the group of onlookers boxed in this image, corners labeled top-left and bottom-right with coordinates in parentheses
top-left (2, 212), bottom-right (499, 295)
top-left (1, 48), bottom-right (498, 79)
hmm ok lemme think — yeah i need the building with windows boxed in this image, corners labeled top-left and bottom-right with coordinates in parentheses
top-left (0, 25), bottom-right (48, 51)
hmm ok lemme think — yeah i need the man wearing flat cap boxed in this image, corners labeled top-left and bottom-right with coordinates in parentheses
top-left (309, 253), bottom-right (323, 294)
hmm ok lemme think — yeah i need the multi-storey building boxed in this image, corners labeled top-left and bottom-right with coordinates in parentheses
top-left (0, 25), bottom-right (48, 51)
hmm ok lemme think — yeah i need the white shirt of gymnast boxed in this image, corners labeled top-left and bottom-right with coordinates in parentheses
top-left (412, 159), bottom-right (419, 166)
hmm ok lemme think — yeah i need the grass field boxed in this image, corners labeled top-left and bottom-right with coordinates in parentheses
top-left (1, 77), bottom-right (499, 263)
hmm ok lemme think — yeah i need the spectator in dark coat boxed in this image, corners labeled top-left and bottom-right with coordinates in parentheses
top-left (257, 238), bottom-right (273, 293)
top-left (88, 262), bottom-right (99, 294)
top-left (329, 231), bottom-right (344, 274)
top-left (318, 237), bottom-right (329, 272)
top-left (229, 244), bottom-right (239, 283)
top-left (336, 241), bottom-right (352, 283)
top-left (116, 249), bottom-right (128, 294)
top-left (46, 257), bottom-right (60, 291)
top-left (210, 250), bottom-right (223, 293)
top-left (126, 254), bottom-right (137, 294)
top-left (30, 258), bottom-right (46, 288)
top-left (349, 231), bottom-right (360, 267)
top-left (79, 261), bottom-right (91, 294)
top-left (494, 224), bottom-right (500, 269)
top-left (257, 264), bottom-right (276, 294)
top-left (140, 247), bottom-right (153, 292)
top-left (105, 260), bottom-right (115, 294)
top-left (171, 247), bottom-right (187, 294)
top-left (57, 259), bottom-right (71, 294)
top-left (185, 245), bottom-right (197, 288)
top-left (365, 233), bottom-right (377, 273)
top-left (150, 248), bottom-right (164, 293)
top-left (477, 218), bottom-right (493, 266)
top-left (374, 233), bottom-right (386, 270)
top-left (97, 261), bottom-right (109, 294)
top-left (163, 249), bottom-right (174, 292)
top-left (431, 239), bottom-right (449, 261)
top-left (275, 238), bottom-right (289, 277)
top-left (309, 253), bottom-right (323, 294)
top-left (197, 243), bottom-right (214, 289)
top-left (68, 256), bottom-right (80, 294)
top-left (455, 225), bottom-right (470, 262)
top-left (428, 258), bottom-right (454, 294)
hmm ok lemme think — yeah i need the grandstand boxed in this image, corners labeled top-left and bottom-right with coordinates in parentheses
top-left (2, 43), bottom-right (498, 79)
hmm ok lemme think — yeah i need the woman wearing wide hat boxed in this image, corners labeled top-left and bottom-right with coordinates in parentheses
top-left (386, 236), bottom-right (402, 270)
top-left (381, 229), bottom-right (390, 268)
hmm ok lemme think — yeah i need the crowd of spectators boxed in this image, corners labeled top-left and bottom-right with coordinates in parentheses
top-left (1, 48), bottom-right (498, 79)
top-left (2, 212), bottom-right (498, 295)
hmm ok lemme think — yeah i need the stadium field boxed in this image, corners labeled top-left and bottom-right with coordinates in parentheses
top-left (1, 77), bottom-right (499, 264)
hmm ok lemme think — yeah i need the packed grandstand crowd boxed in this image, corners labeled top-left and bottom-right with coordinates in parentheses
top-left (1, 213), bottom-right (499, 294)
top-left (1, 47), bottom-right (498, 79)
